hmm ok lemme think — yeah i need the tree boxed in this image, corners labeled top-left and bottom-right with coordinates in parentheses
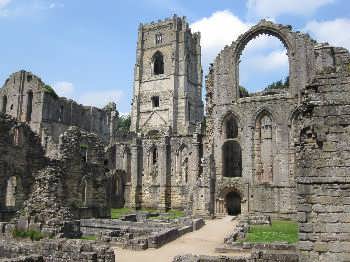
top-left (116, 114), bottom-right (131, 134)
top-left (264, 76), bottom-right (289, 91)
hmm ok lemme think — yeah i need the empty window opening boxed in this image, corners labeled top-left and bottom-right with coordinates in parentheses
top-left (152, 147), bottom-right (158, 164)
top-left (225, 191), bottom-right (241, 215)
top-left (222, 141), bottom-right (242, 177)
top-left (26, 91), bottom-right (33, 122)
top-left (188, 102), bottom-right (191, 122)
top-left (155, 33), bottom-right (163, 44)
top-left (239, 35), bottom-right (289, 95)
top-left (81, 179), bottom-right (88, 206)
top-left (2, 96), bottom-right (7, 113)
top-left (58, 105), bottom-right (64, 122)
top-left (153, 51), bottom-right (164, 75)
top-left (152, 96), bottom-right (160, 108)
top-left (27, 75), bottom-right (32, 82)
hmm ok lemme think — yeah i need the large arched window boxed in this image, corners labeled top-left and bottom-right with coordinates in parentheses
top-left (153, 51), bottom-right (164, 75)
top-left (238, 34), bottom-right (289, 96)
top-left (26, 91), bottom-right (33, 122)
top-left (2, 95), bottom-right (7, 113)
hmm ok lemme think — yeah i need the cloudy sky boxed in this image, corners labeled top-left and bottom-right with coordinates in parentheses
top-left (0, 0), bottom-right (349, 113)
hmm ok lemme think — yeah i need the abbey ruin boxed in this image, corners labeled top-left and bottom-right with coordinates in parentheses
top-left (0, 15), bottom-right (349, 262)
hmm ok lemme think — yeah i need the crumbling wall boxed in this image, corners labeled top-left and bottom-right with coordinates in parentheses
top-left (0, 114), bottom-right (46, 221)
top-left (294, 46), bottom-right (350, 262)
top-left (0, 239), bottom-right (115, 262)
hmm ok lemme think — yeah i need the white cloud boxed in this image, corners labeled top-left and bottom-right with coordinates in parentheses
top-left (53, 81), bottom-right (75, 97)
top-left (246, 50), bottom-right (288, 71)
top-left (247, 0), bottom-right (334, 19)
top-left (190, 10), bottom-right (251, 65)
top-left (0, 0), bottom-right (11, 9)
top-left (79, 90), bottom-right (124, 108)
top-left (305, 18), bottom-right (350, 50)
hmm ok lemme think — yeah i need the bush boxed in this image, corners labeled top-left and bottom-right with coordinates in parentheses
top-left (13, 229), bottom-right (45, 241)
top-left (42, 85), bottom-right (59, 99)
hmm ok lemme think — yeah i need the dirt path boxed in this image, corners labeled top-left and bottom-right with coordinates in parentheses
top-left (114, 216), bottom-right (248, 262)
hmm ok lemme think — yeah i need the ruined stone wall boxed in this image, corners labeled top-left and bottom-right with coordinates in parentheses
top-left (0, 239), bottom-right (115, 262)
top-left (125, 131), bottom-right (202, 211)
top-left (131, 15), bottom-right (203, 136)
top-left (294, 46), bottom-right (350, 262)
top-left (0, 71), bottom-right (117, 154)
top-left (203, 20), bottom-right (318, 218)
top-left (0, 114), bottom-right (46, 221)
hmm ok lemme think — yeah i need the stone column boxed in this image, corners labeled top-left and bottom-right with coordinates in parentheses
top-left (190, 133), bottom-right (201, 184)
top-left (158, 136), bottom-right (170, 211)
top-left (129, 138), bottom-right (142, 209)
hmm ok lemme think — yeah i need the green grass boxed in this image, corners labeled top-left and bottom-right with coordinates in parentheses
top-left (81, 235), bottom-right (97, 241)
top-left (13, 229), bottom-right (45, 241)
top-left (243, 220), bottom-right (298, 244)
top-left (111, 208), bottom-right (133, 219)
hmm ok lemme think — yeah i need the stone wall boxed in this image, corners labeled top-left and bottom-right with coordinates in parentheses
top-left (0, 114), bottom-right (47, 221)
top-left (294, 46), bottom-right (350, 261)
top-left (0, 71), bottom-right (118, 156)
top-left (0, 239), bottom-right (115, 262)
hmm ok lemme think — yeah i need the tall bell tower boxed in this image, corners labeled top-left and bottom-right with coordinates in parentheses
top-left (130, 15), bottom-right (203, 136)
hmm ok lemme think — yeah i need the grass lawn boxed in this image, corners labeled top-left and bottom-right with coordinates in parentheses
top-left (80, 235), bottom-right (98, 241)
top-left (243, 220), bottom-right (298, 244)
top-left (110, 208), bottom-right (185, 219)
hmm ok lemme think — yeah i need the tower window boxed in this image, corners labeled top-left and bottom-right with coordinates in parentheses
top-left (152, 96), bottom-right (160, 108)
top-left (155, 33), bottom-right (163, 44)
top-left (153, 51), bottom-right (164, 75)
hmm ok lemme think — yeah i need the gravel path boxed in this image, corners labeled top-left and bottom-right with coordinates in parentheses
top-left (114, 216), bottom-right (248, 262)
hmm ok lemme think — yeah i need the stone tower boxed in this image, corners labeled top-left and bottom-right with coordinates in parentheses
top-left (130, 15), bottom-right (203, 136)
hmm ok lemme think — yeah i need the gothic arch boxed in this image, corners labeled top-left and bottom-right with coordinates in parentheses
top-left (232, 20), bottom-right (311, 98)
top-left (218, 111), bottom-right (241, 134)
top-left (152, 51), bottom-right (164, 75)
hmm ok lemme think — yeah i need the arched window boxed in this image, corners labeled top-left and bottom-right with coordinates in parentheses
top-left (153, 51), bottom-right (164, 75)
top-left (152, 147), bottom-right (158, 164)
top-left (26, 91), bottom-right (33, 122)
top-left (224, 115), bottom-right (238, 139)
top-left (2, 96), bottom-right (7, 113)
top-left (81, 178), bottom-right (88, 206)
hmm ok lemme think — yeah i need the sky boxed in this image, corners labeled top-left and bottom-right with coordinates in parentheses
top-left (0, 0), bottom-right (350, 114)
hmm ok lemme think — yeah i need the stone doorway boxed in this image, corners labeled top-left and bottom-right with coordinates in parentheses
top-left (225, 191), bottom-right (241, 215)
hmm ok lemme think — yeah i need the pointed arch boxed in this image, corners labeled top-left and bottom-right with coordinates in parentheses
top-left (152, 51), bottom-right (164, 75)
top-left (222, 113), bottom-right (238, 139)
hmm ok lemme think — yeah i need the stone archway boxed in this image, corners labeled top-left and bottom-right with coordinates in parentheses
top-left (225, 191), bottom-right (241, 215)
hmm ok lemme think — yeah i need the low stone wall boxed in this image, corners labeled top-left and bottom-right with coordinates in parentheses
top-left (0, 239), bottom-right (115, 262)
top-left (173, 250), bottom-right (299, 262)
top-left (80, 218), bottom-right (205, 250)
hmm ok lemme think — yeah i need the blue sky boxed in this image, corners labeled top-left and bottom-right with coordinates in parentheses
top-left (0, 0), bottom-right (349, 114)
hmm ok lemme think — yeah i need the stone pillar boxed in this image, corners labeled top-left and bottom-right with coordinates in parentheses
top-left (158, 136), bottom-right (170, 211)
top-left (129, 138), bottom-right (142, 209)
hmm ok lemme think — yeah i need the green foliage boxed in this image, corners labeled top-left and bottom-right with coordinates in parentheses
top-left (116, 114), bottom-right (131, 134)
top-left (239, 85), bottom-right (250, 98)
top-left (166, 209), bottom-right (185, 219)
top-left (244, 220), bottom-right (298, 244)
top-left (42, 85), bottom-right (59, 99)
top-left (13, 229), bottom-right (45, 241)
top-left (80, 235), bottom-right (97, 241)
top-left (80, 143), bottom-right (89, 149)
top-left (264, 77), bottom-right (289, 91)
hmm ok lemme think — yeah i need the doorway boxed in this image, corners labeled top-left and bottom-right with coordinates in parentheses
top-left (225, 191), bottom-right (241, 215)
